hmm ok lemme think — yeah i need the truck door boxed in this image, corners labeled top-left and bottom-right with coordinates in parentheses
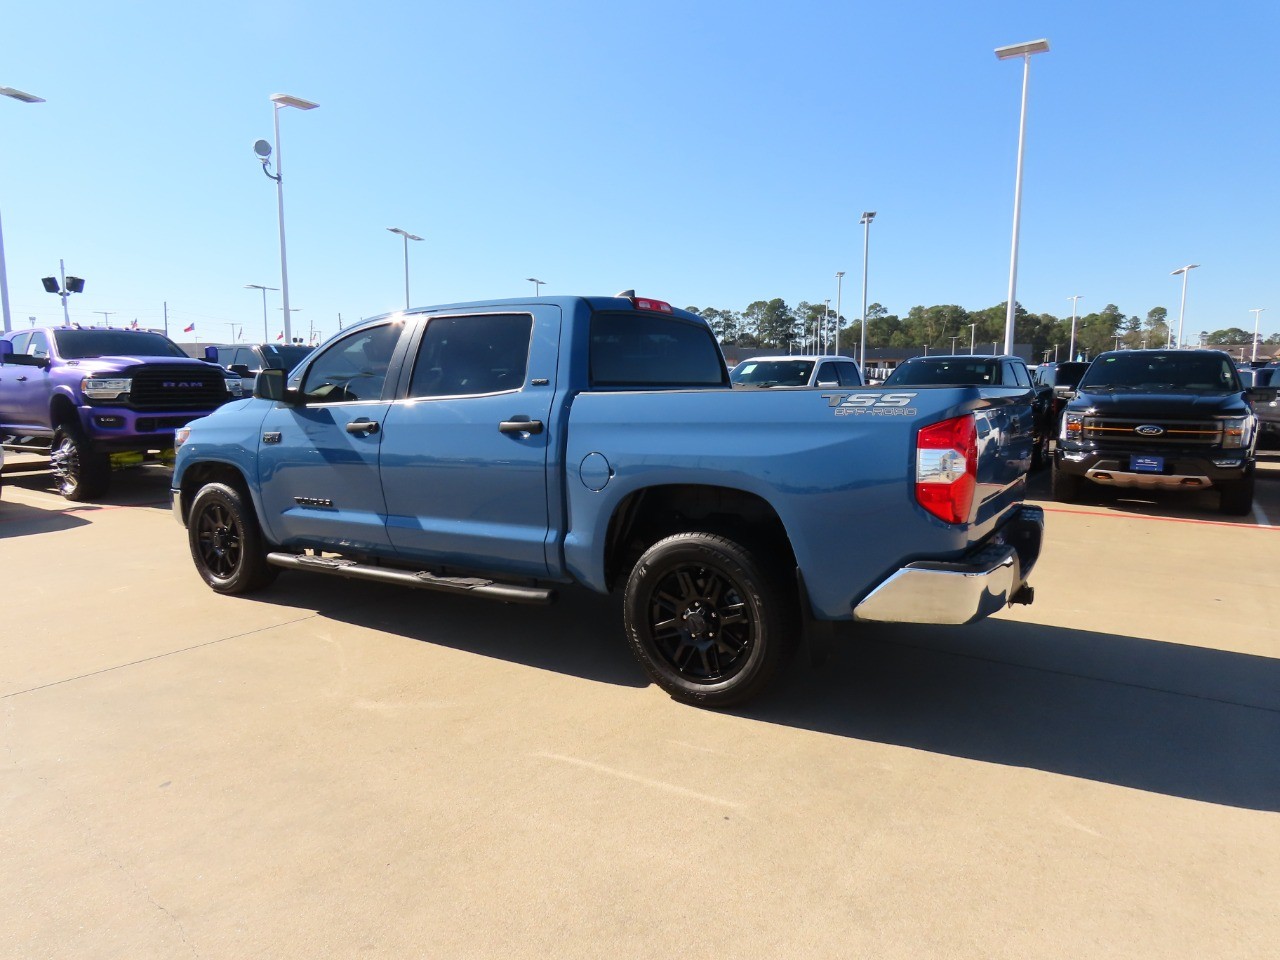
top-left (378, 307), bottom-right (560, 578)
top-left (254, 321), bottom-right (405, 554)
top-left (0, 332), bottom-right (53, 433)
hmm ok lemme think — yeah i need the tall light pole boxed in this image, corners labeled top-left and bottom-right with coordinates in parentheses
top-left (255, 93), bottom-right (318, 348)
top-left (1067, 294), bottom-right (1082, 360)
top-left (968, 322), bottom-right (977, 355)
top-left (823, 299), bottom-right (831, 354)
top-left (387, 227), bottom-right (423, 309)
top-left (834, 271), bottom-right (845, 356)
top-left (950, 335), bottom-right (960, 355)
top-left (526, 277), bottom-right (544, 296)
top-left (245, 284), bottom-right (278, 342)
top-left (94, 311), bottom-right (115, 328)
top-left (1170, 264), bottom-right (1199, 349)
top-left (1249, 308), bottom-right (1266, 362)
top-left (1, 86), bottom-right (44, 334)
top-left (859, 211), bottom-right (875, 371)
top-left (995, 39), bottom-right (1050, 357)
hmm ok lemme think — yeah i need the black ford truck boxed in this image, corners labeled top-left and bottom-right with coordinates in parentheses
top-left (1052, 349), bottom-right (1258, 515)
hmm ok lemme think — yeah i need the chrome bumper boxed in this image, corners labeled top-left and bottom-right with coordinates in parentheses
top-left (171, 487), bottom-right (185, 526)
top-left (853, 506), bottom-right (1043, 625)
top-left (1085, 468), bottom-right (1211, 490)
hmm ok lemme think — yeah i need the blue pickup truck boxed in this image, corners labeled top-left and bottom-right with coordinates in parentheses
top-left (171, 294), bottom-right (1044, 707)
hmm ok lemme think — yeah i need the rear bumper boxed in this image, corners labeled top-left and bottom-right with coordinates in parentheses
top-left (853, 506), bottom-right (1043, 625)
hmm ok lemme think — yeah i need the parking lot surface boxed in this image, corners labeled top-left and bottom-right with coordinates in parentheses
top-left (3, 453), bottom-right (1278, 959)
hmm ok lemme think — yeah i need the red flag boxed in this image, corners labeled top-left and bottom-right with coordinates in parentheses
top-left (183, 323), bottom-right (195, 333)
top-left (276, 331), bottom-right (284, 340)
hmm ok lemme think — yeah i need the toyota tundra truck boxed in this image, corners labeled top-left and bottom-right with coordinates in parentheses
top-left (0, 326), bottom-right (239, 500)
top-left (171, 293), bottom-right (1044, 707)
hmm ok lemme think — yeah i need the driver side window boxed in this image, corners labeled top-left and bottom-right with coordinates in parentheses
top-left (300, 323), bottom-right (400, 403)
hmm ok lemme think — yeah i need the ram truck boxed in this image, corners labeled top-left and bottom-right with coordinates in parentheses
top-left (1053, 349), bottom-right (1258, 515)
top-left (0, 326), bottom-right (239, 500)
top-left (171, 294), bottom-right (1043, 707)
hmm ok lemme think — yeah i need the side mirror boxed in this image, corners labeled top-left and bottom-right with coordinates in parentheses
top-left (253, 368), bottom-right (292, 402)
top-left (0, 340), bottom-right (11, 363)
top-left (229, 363), bottom-right (252, 377)
top-left (203, 345), bottom-right (220, 362)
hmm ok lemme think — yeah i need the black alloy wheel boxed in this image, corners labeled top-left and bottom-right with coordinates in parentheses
top-left (187, 482), bottom-right (278, 593)
top-left (623, 532), bottom-right (795, 708)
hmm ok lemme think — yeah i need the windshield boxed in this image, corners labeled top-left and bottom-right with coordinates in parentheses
top-left (1079, 353), bottom-right (1241, 392)
top-left (262, 345), bottom-right (313, 370)
top-left (731, 359), bottom-right (815, 386)
top-left (1053, 362), bottom-right (1089, 388)
top-left (53, 329), bottom-right (188, 360)
top-left (885, 358), bottom-right (999, 386)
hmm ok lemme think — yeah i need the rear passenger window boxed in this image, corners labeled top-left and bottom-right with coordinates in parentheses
top-left (408, 314), bottom-right (532, 398)
top-left (1011, 362), bottom-right (1032, 388)
top-left (590, 312), bottom-right (727, 387)
top-left (837, 362), bottom-right (861, 386)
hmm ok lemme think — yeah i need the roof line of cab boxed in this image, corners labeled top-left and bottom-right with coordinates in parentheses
top-left (354, 294), bottom-right (702, 328)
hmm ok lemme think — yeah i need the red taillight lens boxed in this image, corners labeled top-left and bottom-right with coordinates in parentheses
top-left (631, 297), bottom-right (674, 314)
top-left (915, 414), bottom-right (978, 525)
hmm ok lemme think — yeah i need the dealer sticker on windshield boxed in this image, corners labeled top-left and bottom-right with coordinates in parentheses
top-left (822, 392), bottom-right (919, 417)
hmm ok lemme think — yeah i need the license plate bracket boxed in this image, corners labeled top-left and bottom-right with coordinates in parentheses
top-left (1131, 454), bottom-right (1164, 473)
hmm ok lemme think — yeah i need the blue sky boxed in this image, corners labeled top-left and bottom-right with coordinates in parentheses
top-left (2, 0), bottom-right (1277, 345)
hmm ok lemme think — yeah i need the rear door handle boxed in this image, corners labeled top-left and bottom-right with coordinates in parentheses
top-left (499, 418), bottom-right (543, 435)
top-left (15, 375), bottom-right (27, 382)
top-left (345, 418), bottom-right (380, 436)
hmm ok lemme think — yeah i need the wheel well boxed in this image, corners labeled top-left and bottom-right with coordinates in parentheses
top-left (179, 462), bottom-right (254, 524)
top-left (603, 484), bottom-right (796, 590)
top-left (50, 395), bottom-right (78, 429)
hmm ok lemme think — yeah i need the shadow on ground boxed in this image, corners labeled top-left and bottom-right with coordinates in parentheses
top-left (0, 463), bottom-right (173, 511)
top-left (0, 498), bottom-right (92, 538)
top-left (251, 573), bottom-right (1280, 812)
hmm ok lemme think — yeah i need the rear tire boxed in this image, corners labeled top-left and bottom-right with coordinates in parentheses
top-left (623, 532), bottom-right (796, 708)
top-left (50, 422), bottom-right (110, 501)
top-left (1219, 473), bottom-right (1255, 517)
top-left (1051, 462), bottom-right (1083, 503)
top-left (188, 482), bottom-right (279, 593)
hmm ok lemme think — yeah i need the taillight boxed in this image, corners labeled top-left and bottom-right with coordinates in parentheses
top-left (915, 414), bottom-right (978, 525)
top-left (630, 297), bottom-right (674, 314)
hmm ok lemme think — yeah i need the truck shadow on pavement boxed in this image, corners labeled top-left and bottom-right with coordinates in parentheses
top-left (759, 619), bottom-right (1280, 813)
top-left (0, 498), bottom-right (91, 538)
top-left (256, 575), bottom-right (1278, 812)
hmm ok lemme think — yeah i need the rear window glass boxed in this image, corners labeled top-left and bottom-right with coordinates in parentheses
top-left (590, 312), bottom-right (726, 387)
top-left (53, 329), bottom-right (188, 359)
top-left (885, 359), bottom-right (999, 386)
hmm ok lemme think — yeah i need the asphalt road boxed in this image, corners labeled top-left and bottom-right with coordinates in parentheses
top-left (2, 453), bottom-right (1278, 959)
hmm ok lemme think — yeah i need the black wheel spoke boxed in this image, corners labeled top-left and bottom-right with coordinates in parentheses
top-left (644, 559), bottom-right (758, 685)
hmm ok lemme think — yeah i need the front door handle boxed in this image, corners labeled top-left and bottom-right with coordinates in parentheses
top-left (345, 418), bottom-right (380, 436)
top-left (499, 418), bottom-right (544, 435)
top-left (16, 375), bottom-right (27, 382)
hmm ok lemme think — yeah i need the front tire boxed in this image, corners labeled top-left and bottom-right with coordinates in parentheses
top-left (1219, 473), bottom-right (1255, 517)
top-left (50, 422), bottom-right (110, 501)
top-left (623, 532), bottom-right (796, 708)
top-left (188, 482), bottom-right (278, 593)
top-left (1051, 462), bottom-right (1083, 502)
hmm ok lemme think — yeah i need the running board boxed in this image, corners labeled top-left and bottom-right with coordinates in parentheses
top-left (265, 552), bottom-right (556, 605)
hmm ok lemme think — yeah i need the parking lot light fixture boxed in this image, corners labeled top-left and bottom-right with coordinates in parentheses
top-left (1067, 295), bottom-right (1082, 360)
top-left (245, 284), bottom-right (279, 342)
top-left (835, 271), bottom-right (845, 356)
top-left (996, 39), bottom-right (1049, 357)
top-left (387, 228), bottom-right (423, 309)
top-left (261, 93), bottom-right (319, 345)
top-left (1, 85), bottom-right (44, 334)
top-left (1250, 308), bottom-right (1265, 362)
top-left (1171, 264), bottom-right (1199, 349)
top-left (527, 278), bottom-right (544, 295)
top-left (859, 212), bottom-right (875, 370)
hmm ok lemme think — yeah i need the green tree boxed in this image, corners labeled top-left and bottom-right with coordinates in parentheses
top-left (1206, 327), bottom-right (1252, 345)
top-left (742, 299), bottom-right (795, 350)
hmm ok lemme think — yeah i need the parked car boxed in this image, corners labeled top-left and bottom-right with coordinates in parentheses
top-left (1033, 361), bottom-right (1091, 423)
top-left (884, 355), bottom-right (1053, 468)
top-left (172, 293), bottom-right (1043, 708)
top-left (1245, 367), bottom-right (1280, 448)
top-left (730, 355), bottom-right (862, 389)
top-left (1053, 349), bottom-right (1258, 514)
top-left (0, 326), bottom-right (239, 499)
top-left (201, 343), bottom-right (314, 393)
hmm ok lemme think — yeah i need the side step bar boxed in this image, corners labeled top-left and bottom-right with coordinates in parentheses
top-left (265, 552), bottom-right (556, 605)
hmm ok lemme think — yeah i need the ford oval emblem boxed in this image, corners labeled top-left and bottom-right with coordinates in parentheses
top-left (1135, 424), bottom-right (1164, 436)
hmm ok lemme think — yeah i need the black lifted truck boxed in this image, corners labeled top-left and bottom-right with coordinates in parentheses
top-left (1052, 349), bottom-right (1258, 515)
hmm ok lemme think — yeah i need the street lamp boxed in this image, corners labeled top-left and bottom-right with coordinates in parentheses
top-left (859, 211), bottom-right (875, 370)
top-left (244, 284), bottom-right (279, 342)
top-left (995, 38), bottom-right (1050, 357)
top-left (387, 227), bottom-right (423, 310)
top-left (1066, 295), bottom-right (1082, 361)
top-left (823, 298), bottom-right (831, 354)
top-left (834, 271), bottom-right (845, 356)
top-left (254, 92), bottom-right (318, 347)
top-left (526, 277), bottom-right (544, 295)
top-left (1, 86), bottom-right (44, 333)
top-left (1250, 308), bottom-right (1266, 362)
top-left (968, 322), bottom-right (977, 354)
top-left (41, 261), bottom-right (84, 326)
top-left (1170, 264), bottom-right (1199, 349)
top-left (950, 335), bottom-right (960, 355)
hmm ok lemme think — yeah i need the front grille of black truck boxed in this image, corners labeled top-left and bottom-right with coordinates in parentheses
top-left (127, 369), bottom-right (227, 410)
top-left (1082, 417), bottom-right (1221, 445)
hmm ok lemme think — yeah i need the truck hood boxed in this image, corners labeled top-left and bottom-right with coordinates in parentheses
top-left (1071, 389), bottom-right (1249, 418)
top-left (63, 356), bottom-right (219, 374)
